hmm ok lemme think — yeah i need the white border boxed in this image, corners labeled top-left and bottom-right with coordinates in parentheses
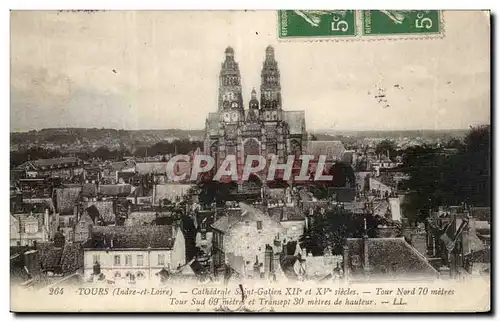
top-left (1, 1), bottom-right (497, 322)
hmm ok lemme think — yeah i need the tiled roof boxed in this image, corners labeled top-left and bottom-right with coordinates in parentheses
top-left (37, 243), bottom-right (63, 270)
top-left (106, 160), bottom-right (136, 172)
top-left (268, 206), bottom-right (305, 222)
top-left (86, 225), bottom-right (177, 249)
top-left (305, 255), bottom-right (342, 280)
top-left (125, 211), bottom-right (158, 226)
top-left (307, 141), bottom-right (346, 160)
top-left (341, 151), bottom-right (354, 164)
top-left (465, 248), bottom-right (490, 263)
top-left (17, 157), bottom-right (82, 170)
top-left (83, 200), bottom-right (114, 224)
top-left (346, 237), bottom-right (438, 277)
top-left (211, 216), bottom-right (230, 233)
top-left (135, 162), bottom-right (169, 175)
top-left (154, 184), bottom-right (194, 202)
top-left (55, 187), bottom-right (81, 214)
top-left (81, 183), bottom-right (98, 197)
top-left (60, 243), bottom-right (84, 274)
top-left (471, 207), bottom-right (490, 221)
top-left (98, 184), bottom-right (132, 197)
top-left (211, 203), bottom-right (284, 234)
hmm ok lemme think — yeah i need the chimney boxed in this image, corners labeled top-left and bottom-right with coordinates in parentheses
top-left (272, 252), bottom-right (280, 277)
top-left (264, 245), bottom-right (272, 279)
top-left (305, 216), bottom-right (309, 230)
top-left (93, 262), bottom-right (101, 275)
top-left (171, 224), bottom-right (177, 237)
top-left (74, 205), bottom-right (79, 222)
top-left (87, 224), bottom-right (93, 240)
top-left (342, 245), bottom-right (349, 279)
top-left (44, 208), bottom-right (50, 239)
top-left (110, 237), bottom-right (114, 249)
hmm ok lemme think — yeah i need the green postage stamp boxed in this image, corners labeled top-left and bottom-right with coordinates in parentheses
top-left (278, 10), bottom-right (357, 38)
top-left (278, 10), bottom-right (443, 40)
top-left (362, 10), bottom-right (441, 36)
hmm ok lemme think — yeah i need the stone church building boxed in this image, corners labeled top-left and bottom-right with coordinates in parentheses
top-left (204, 46), bottom-right (307, 169)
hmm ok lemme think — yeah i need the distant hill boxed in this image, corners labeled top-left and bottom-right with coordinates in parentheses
top-left (312, 129), bottom-right (470, 140)
top-left (10, 128), bottom-right (205, 153)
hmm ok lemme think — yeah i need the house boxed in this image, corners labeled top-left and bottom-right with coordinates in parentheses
top-left (343, 236), bottom-right (439, 280)
top-left (194, 210), bottom-right (217, 253)
top-left (54, 187), bottom-right (81, 215)
top-left (307, 141), bottom-right (346, 162)
top-left (10, 209), bottom-right (52, 247)
top-left (369, 176), bottom-right (393, 198)
top-left (82, 200), bottom-right (115, 225)
top-left (10, 248), bottom-right (41, 287)
top-left (98, 184), bottom-right (132, 198)
top-left (152, 183), bottom-right (194, 205)
top-left (101, 160), bottom-right (136, 184)
top-left (15, 157), bottom-right (84, 180)
top-left (73, 211), bottom-right (97, 243)
top-left (124, 211), bottom-right (158, 226)
top-left (211, 203), bottom-right (286, 277)
top-left (37, 241), bottom-right (84, 276)
top-left (268, 206), bottom-right (306, 242)
top-left (83, 225), bottom-right (186, 283)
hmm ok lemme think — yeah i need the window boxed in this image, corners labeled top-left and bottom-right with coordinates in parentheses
top-left (114, 255), bottom-right (121, 266)
top-left (256, 221), bottom-right (263, 230)
top-left (114, 272), bottom-right (121, 279)
top-left (24, 222), bottom-right (38, 234)
top-left (291, 226), bottom-right (297, 231)
top-left (201, 232), bottom-right (207, 240)
top-left (158, 254), bottom-right (165, 266)
top-left (125, 255), bottom-right (132, 266)
top-left (137, 272), bottom-right (145, 280)
top-left (245, 221), bottom-right (250, 226)
top-left (137, 255), bottom-right (144, 266)
top-left (93, 254), bottom-right (100, 264)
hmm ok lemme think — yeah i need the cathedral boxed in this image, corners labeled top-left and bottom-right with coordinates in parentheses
top-left (204, 46), bottom-right (307, 170)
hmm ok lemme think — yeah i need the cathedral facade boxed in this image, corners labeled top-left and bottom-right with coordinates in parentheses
top-left (204, 46), bottom-right (307, 170)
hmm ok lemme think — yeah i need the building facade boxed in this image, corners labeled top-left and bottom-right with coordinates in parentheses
top-left (83, 225), bottom-right (186, 283)
top-left (204, 46), bottom-right (307, 169)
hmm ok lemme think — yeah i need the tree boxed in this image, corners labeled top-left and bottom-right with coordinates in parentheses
top-left (375, 139), bottom-right (397, 160)
top-left (300, 207), bottom-right (377, 256)
top-left (399, 125), bottom-right (490, 223)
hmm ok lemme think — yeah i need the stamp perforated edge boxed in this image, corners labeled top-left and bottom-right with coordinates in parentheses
top-left (277, 10), bottom-right (445, 43)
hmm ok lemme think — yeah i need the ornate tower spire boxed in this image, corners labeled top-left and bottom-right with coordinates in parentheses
top-left (260, 45), bottom-right (281, 110)
top-left (249, 88), bottom-right (259, 109)
top-left (219, 46), bottom-right (244, 113)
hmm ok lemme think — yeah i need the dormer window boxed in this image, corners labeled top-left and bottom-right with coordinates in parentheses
top-left (24, 221), bottom-right (38, 234)
top-left (257, 221), bottom-right (262, 230)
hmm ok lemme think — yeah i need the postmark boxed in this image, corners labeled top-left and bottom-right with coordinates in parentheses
top-left (362, 10), bottom-right (442, 36)
top-left (278, 10), bottom-right (357, 39)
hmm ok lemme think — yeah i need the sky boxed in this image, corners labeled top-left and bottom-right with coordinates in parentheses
top-left (10, 10), bottom-right (490, 132)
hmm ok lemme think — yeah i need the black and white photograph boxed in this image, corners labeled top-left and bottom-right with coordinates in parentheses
top-left (8, 9), bottom-right (491, 313)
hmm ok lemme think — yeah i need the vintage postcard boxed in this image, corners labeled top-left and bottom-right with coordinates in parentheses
top-left (10, 10), bottom-right (490, 313)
